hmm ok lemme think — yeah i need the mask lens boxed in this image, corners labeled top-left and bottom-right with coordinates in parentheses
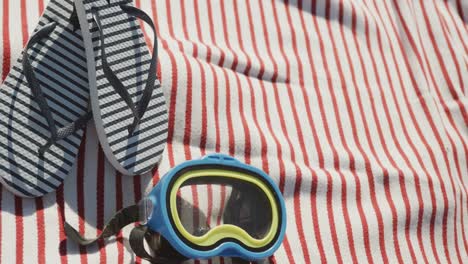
top-left (175, 176), bottom-right (273, 240)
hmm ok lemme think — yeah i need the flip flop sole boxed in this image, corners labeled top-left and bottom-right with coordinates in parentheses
top-left (0, 0), bottom-right (89, 198)
top-left (75, 0), bottom-right (168, 176)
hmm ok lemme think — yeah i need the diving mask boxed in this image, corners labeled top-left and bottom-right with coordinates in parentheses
top-left (65, 154), bottom-right (286, 263)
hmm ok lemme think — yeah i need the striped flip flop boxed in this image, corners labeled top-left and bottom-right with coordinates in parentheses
top-left (74, 0), bottom-right (168, 176)
top-left (0, 0), bottom-right (91, 198)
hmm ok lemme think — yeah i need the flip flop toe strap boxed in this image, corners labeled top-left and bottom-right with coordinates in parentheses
top-left (91, 4), bottom-right (159, 136)
top-left (23, 22), bottom-right (91, 157)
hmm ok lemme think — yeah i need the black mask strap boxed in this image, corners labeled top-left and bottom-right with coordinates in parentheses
top-left (64, 204), bottom-right (186, 263)
top-left (64, 204), bottom-right (140, 245)
top-left (129, 225), bottom-right (186, 264)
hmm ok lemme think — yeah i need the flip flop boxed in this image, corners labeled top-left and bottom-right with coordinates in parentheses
top-left (0, 0), bottom-right (91, 197)
top-left (74, 0), bottom-right (168, 176)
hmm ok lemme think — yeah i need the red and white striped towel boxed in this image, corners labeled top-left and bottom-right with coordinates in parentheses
top-left (0, 0), bottom-right (467, 263)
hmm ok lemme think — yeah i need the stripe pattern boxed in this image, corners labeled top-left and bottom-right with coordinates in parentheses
top-left (0, 0), bottom-right (468, 263)
top-left (82, 0), bottom-right (168, 176)
top-left (0, 0), bottom-right (88, 197)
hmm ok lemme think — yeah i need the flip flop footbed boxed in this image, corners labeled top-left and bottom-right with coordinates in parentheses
top-left (0, 0), bottom-right (88, 197)
top-left (75, 0), bottom-right (168, 176)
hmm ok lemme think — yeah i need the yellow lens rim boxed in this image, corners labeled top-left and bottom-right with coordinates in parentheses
top-left (169, 169), bottom-right (279, 248)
